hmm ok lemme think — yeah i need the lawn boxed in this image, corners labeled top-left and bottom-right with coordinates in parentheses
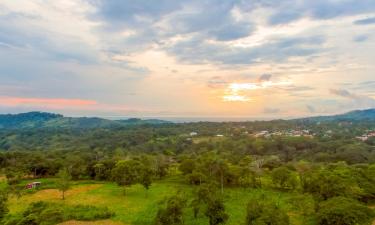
top-left (6, 177), bottom-right (315, 225)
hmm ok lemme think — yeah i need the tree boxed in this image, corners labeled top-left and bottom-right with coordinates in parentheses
top-left (191, 183), bottom-right (219, 219)
top-left (205, 197), bottom-right (228, 225)
top-left (0, 190), bottom-right (8, 221)
top-left (179, 159), bottom-right (196, 175)
top-left (111, 160), bottom-right (142, 194)
top-left (271, 167), bottom-right (298, 190)
top-left (210, 159), bottom-right (228, 194)
top-left (317, 197), bottom-right (374, 225)
top-left (93, 163), bottom-right (105, 180)
top-left (245, 197), bottom-right (289, 225)
top-left (140, 165), bottom-right (153, 195)
top-left (154, 194), bottom-right (186, 225)
top-left (56, 169), bottom-right (71, 200)
top-left (301, 166), bottom-right (360, 200)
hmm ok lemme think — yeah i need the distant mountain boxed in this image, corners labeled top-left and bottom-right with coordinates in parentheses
top-left (0, 112), bottom-right (62, 129)
top-left (0, 112), bottom-right (171, 129)
top-left (117, 118), bottom-right (172, 125)
top-left (297, 108), bottom-right (375, 122)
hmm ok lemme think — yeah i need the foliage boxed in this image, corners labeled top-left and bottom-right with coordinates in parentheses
top-left (271, 167), bottom-right (298, 190)
top-left (154, 194), bottom-right (187, 225)
top-left (56, 169), bottom-right (71, 200)
top-left (205, 197), bottom-right (229, 225)
top-left (317, 197), bottom-right (374, 225)
top-left (0, 189), bottom-right (8, 221)
top-left (2, 201), bottom-right (113, 225)
top-left (245, 196), bottom-right (290, 225)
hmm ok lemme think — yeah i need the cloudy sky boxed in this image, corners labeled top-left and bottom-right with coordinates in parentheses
top-left (0, 0), bottom-right (374, 118)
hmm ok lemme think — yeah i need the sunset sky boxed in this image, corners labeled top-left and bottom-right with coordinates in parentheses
top-left (0, 0), bottom-right (374, 118)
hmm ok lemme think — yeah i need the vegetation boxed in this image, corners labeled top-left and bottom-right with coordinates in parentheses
top-left (56, 169), bottom-right (71, 200)
top-left (0, 110), bottom-right (374, 225)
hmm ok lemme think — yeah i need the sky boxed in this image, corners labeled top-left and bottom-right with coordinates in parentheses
top-left (0, 0), bottom-right (374, 119)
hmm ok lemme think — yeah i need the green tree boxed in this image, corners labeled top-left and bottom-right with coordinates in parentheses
top-left (179, 159), bottom-right (196, 175)
top-left (205, 197), bottom-right (228, 225)
top-left (140, 165), bottom-right (153, 195)
top-left (271, 166), bottom-right (298, 190)
top-left (0, 190), bottom-right (8, 221)
top-left (245, 197), bottom-right (289, 225)
top-left (111, 160), bottom-right (142, 194)
top-left (317, 197), bottom-right (374, 225)
top-left (154, 194), bottom-right (186, 225)
top-left (56, 169), bottom-right (71, 200)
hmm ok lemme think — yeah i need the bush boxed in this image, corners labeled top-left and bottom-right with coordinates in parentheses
top-left (0, 189), bottom-right (8, 220)
top-left (317, 197), bottom-right (374, 225)
top-left (271, 167), bottom-right (298, 190)
top-left (2, 201), bottom-right (114, 225)
top-left (205, 197), bottom-right (228, 225)
top-left (66, 205), bottom-right (114, 220)
top-left (154, 194), bottom-right (187, 225)
top-left (245, 197), bottom-right (289, 225)
top-left (39, 208), bottom-right (64, 225)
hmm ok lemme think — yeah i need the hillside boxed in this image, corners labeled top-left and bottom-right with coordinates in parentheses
top-left (296, 108), bottom-right (375, 122)
top-left (0, 109), bottom-right (373, 130)
top-left (0, 112), bottom-right (171, 129)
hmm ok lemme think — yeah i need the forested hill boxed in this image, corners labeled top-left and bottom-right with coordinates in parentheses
top-left (297, 108), bottom-right (375, 122)
top-left (0, 112), bottom-right (171, 129)
top-left (0, 108), bottom-right (374, 129)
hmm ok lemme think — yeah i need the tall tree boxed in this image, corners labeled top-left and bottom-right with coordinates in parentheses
top-left (154, 194), bottom-right (186, 225)
top-left (0, 190), bottom-right (8, 221)
top-left (56, 168), bottom-right (71, 200)
top-left (111, 160), bottom-right (142, 195)
top-left (205, 197), bottom-right (229, 225)
top-left (245, 196), bottom-right (289, 225)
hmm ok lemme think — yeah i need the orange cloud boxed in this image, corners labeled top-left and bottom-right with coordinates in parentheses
top-left (0, 96), bottom-right (97, 108)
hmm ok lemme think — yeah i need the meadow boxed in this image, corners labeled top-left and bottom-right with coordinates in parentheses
top-left (4, 176), bottom-right (317, 225)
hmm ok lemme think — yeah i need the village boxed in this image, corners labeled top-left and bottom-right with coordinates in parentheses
top-left (356, 131), bottom-right (375, 141)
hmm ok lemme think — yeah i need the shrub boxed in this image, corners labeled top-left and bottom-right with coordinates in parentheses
top-left (66, 205), bottom-right (114, 220)
top-left (317, 197), bottom-right (374, 225)
top-left (154, 194), bottom-right (187, 225)
top-left (3, 201), bottom-right (114, 225)
top-left (245, 197), bottom-right (289, 225)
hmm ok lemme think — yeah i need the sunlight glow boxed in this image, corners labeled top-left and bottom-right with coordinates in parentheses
top-left (223, 95), bottom-right (251, 102)
top-left (223, 80), bottom-right (292, 102)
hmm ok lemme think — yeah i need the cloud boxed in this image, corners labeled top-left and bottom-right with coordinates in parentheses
top-left (258, 74), bottom-right (272, 82)
top-left (263, 107), bottom-right (280, 114)
top-left (222, 76), bottom-right (292, 102)
top-left (268, 0), bottom-right (375, 25)
top-left (0, 96), bottom-right (97, 108)
top-left (167, 35), bottom-right (325, 65)
top-left (354, 17), bottom-right (375, 25)
top-left (330, 89), bottom-right (352, 97)
top-left (330, 89), bottom-right (375, 108)
top-left (306, 105), bottom-right (316, 113)
top-left (353, 34), bottom-right (370, 42)
top-left (207, 76), bottom-right (228, 88)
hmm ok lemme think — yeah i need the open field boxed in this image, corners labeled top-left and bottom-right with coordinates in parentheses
top-left (58, 220), bottom-right (125, 225)
top-left (4, 176), bottom-right (320, 225)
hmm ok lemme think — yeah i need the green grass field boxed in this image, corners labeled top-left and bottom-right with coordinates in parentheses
top-left (2, 176), bottom-right (319, 225)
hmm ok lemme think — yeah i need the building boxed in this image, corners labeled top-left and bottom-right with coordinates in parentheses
top-left (26, 182), bottom-right (41, 189)
top-left (189, 132), bottom-right (198, 136)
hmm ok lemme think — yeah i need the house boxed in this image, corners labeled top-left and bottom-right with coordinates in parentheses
top-left (26, 182), bottom-right (41, 189)
top-left (189, 132), bottom-right (198, 136)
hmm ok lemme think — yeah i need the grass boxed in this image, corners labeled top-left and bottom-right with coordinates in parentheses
top-left (4, 177), bottom-right (323, 225)
top-left (58, 220), bottom-right (124, 225)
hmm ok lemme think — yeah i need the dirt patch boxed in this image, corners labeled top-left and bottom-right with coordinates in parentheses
top-left (29, 184), bottom-right (103, 201)
top-left (58, 220), bottom-right (124, 225)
